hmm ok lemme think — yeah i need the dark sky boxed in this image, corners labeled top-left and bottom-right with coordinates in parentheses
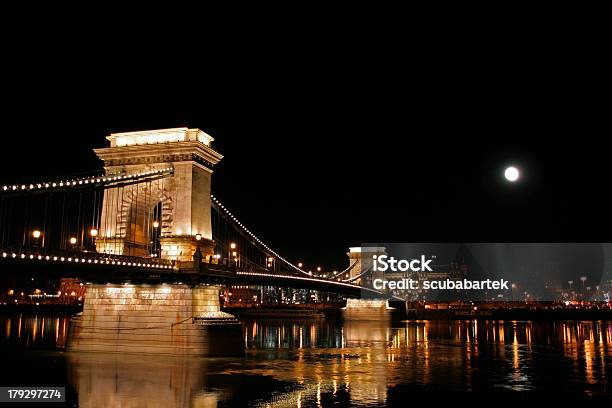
top-left (0, 21), bottom-right (608, 269)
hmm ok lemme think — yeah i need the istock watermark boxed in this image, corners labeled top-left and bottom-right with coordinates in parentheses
top-left (373, 255), bottom-right (433, 272)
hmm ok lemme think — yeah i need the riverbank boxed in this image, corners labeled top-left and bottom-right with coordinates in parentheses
top-left (223, 306), bottom-right (326, 319)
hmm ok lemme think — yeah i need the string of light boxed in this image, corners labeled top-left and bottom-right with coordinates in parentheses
top-left (211, 195), bottom-right (312, 276)
top-left (1, 167), bottom-right (174, 193)
top-left (0, 251), bottom-right (174, 269)
top-left (235, 270), bottom-right (389, 297)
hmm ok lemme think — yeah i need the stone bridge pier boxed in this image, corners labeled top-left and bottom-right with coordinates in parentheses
top-left (67, 284), bottom-right (243, 356)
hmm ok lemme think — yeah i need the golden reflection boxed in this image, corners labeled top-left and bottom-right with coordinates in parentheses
top-left (67, 354), bottom-right (214, 408)
top-left (32, 316), bottom-right (38, 342)
top-left (299, 327), bottom-right (303, 349)
top-left (584, 339), bottom-right (595, 384)
top-left (2, 315), bottom-right (611, 406)
top-left (512, 329), bottom-right (519, 370)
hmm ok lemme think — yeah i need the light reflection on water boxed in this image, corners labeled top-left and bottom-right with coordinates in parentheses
top-left (1, 315), bottom-right (611, 406)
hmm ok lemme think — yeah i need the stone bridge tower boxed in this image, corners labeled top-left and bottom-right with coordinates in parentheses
top-left (347, 246), bottom-right (387, 285)
top-left (93, 127), bottom-right (222, 261)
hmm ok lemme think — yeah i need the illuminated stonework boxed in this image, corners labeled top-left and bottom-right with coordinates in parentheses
top-left (347, 247), bottom-right (387, 284)
top-left (343, 298), bottom-right (391, 321)
top-left (108, 127), bottom-right (214, 147)
top-left (67, 284), bottom-right (242, 356)
top-left (94, 128), bottom-right (222, 261)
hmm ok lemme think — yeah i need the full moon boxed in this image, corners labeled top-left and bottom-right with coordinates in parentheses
top-left (504, 166), bottom-right (520, 182)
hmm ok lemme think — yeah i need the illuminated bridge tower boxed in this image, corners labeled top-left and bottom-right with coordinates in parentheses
top-left (346, 246), bottom-right (387, 285)
top-left (344, 247), bottom-right (391, 320)
top-left (93, 127), bottom-right (222, 261)
top-left (68, 128), bottom-right (243, 357)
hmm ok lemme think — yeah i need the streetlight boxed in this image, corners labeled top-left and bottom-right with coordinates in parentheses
top-left (69, 237), bottom-right (77, 245)
top-left (317, 266), bottom-right (321, 272)
top-left (298, 262), bottom-right (303, 268)
top-left (153, 220), bottom-right (159, 228)
top-left (230, 243), bottom-right (236, 249)
top-left (32, 230), bottom-right (41, 239)
top-left (195, 233), bottom-right (202, 241)
top-left (90, 228), bottom-right (98, 237)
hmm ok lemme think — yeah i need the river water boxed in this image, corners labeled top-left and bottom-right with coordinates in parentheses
top-left (0, 314), bottom-right (611, 406)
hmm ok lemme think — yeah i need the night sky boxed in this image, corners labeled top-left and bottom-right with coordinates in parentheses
top-left (0, 26), bottom-right (608, 270)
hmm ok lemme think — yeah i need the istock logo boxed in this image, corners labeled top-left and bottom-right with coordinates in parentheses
top-left (372, 255), bottom-right (433, 272)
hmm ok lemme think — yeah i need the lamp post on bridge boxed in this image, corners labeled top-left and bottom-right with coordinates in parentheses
top-left (230, 242), bottom-right (239, 267)
top-left (32, 230), bottom-right (42, 248)
top-left (89, 228), bottom-right (98, 251)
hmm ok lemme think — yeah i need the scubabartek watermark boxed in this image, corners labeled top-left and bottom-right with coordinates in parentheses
top-left (373, 277), bottom-right (509, 291)
top-left (370, 254), bottom-right (509, 293)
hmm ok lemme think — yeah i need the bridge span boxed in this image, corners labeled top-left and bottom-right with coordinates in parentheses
top-left (0, 127), bottom-right (390, 356)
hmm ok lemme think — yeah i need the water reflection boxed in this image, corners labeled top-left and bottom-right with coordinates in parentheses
top-left (1, 315), bottom-right (612, 406)
top-left (1, 314), bottom-right (69, 349)
top-left (66, 353), bottom-right (216, 407)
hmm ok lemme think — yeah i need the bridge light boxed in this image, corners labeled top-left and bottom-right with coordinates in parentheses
top-left (153, 221), bottom-right (160, 228)
top-left (230, 243), bottom-right (236, 249)
top-left (32, 230), bottom-right (41, 239)
top-left (89, 228), bottom-right (98, 237)
top-left (195, 233), bottom-right (202, 241)
top-left (69, 237), bottom-right (77, 245)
